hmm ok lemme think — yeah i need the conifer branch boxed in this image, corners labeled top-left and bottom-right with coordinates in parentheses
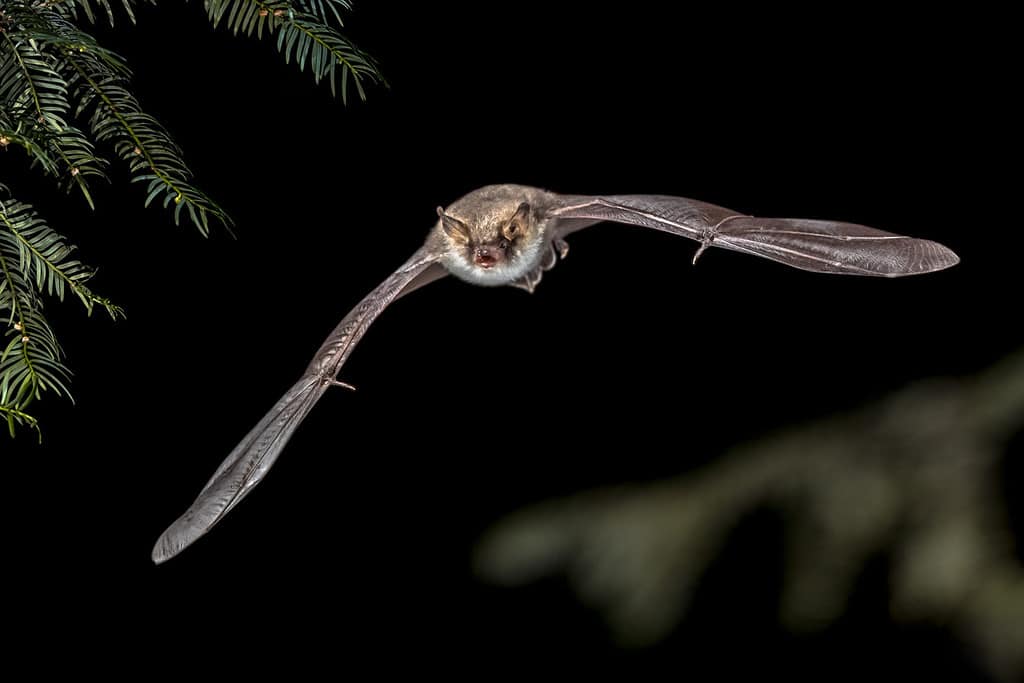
top-left (0, 0), bottom-right (379, 434)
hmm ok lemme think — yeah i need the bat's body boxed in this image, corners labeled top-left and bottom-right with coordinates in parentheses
top-left (152, 185), bottom-right (959, 563)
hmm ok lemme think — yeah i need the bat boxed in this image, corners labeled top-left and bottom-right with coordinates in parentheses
top-left (152, 184), bottom-right (959, 563)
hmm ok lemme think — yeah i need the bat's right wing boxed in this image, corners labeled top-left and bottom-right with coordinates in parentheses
top-left (550, 194), bottom-right (959, 277)
top-left (152, 247), bottom-right (445, 564)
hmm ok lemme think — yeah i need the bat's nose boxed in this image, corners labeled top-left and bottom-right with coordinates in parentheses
top-left (474, 247), bottom-right (498, 268)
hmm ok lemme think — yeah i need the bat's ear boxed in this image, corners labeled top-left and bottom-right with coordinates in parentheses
top-left (502, 201), bottom-right (531, 241)
top-left (437, 206), bottom-right (471, 245)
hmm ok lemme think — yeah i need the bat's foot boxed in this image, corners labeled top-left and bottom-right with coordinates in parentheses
top-left (510, 274), bottom-right (540, 293)
top-left (692, 240), bottom-right (711, 265)
top-left (554, 237), bottom-right (570, 260)
top-left (692, 222), bottom-right (725, 265)
top-left (693, 215), bottom-right (744, 265)
top-left (327, 378), bottom-right (357, 391)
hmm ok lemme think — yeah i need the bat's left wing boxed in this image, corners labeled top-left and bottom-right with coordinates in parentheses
top-left (549, 194), bottom-right (959, 276)
top-left (152, 247), bottom-right (445, 564)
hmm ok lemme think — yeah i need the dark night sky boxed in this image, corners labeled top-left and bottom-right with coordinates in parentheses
top-left (1, 2), bottom-right (1013, 678)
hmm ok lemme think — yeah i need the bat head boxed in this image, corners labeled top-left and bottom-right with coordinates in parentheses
top-left (436, 187), bottom-right (549, 286)
top-left (437, 201), bottom-right (529, 270)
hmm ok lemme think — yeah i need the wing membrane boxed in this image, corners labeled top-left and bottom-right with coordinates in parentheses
top-left (551, 194), bottom-right (958, 277)
top-left (152, 250), bottom-right (444, 564)
top-left (714, 217), bottom-right (959, 276)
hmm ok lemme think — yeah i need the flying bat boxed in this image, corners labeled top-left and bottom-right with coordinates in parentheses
top-left (152, 184), bottom-right (959, 563)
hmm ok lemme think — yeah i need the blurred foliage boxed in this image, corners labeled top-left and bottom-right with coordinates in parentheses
top-left (476, 351), bottom-right (1024, 682)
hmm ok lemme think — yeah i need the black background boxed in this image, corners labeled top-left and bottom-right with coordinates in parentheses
top-left (1, 2), bottom-right (1013, 679)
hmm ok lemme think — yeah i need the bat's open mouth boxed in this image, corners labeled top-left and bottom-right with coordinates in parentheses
top-left (474, 252), bottom-right (498, 268)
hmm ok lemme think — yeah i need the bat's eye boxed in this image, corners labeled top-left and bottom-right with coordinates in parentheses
top-left (498, 240), bottom-right (510, 251)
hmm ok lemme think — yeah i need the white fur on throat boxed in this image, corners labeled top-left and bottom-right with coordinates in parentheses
top-left (441, 236), bottom-right (545, 287)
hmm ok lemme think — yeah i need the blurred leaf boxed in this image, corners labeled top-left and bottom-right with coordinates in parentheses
top-left (476, 351), bottom-right (1024, 681)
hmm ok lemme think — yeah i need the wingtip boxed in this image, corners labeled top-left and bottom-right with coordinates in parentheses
top-left (151, 532), bottom-right (180, 565)
top-left (886, 240), bottom-right (960, 277)
top-left (151, 518), bottom-right (203, 565)
top-left (921, 241), bottom-right (960, 274)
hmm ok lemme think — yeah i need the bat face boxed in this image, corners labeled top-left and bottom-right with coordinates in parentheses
top-left (435, 185), bottom-right (556, 287)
